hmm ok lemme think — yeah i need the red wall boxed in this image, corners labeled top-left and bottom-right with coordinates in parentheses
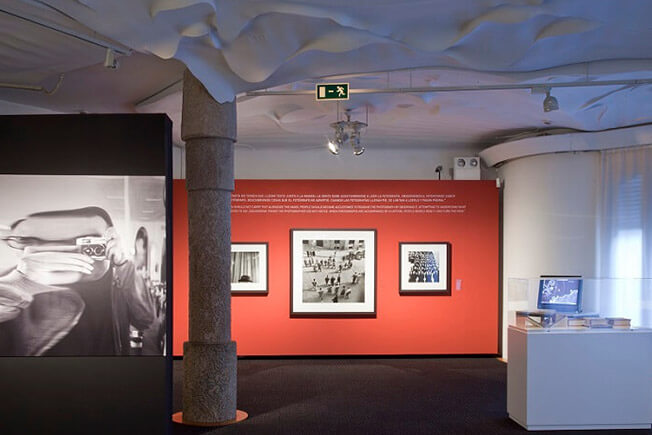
top-left (173, 179), bottom-right (499, 356)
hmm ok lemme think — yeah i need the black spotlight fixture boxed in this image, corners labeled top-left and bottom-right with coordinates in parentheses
top-left (543, 89), bottom-right (559, 112)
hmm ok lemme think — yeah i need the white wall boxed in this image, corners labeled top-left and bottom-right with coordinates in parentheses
top-left (0, 100), bottom-right (57, 115)
top-left (174, 146), bottom-right (495, 180)
top-left (498, 151), bottom-right (600, 355)
top-left (172, 145), bottom-right (185, 179)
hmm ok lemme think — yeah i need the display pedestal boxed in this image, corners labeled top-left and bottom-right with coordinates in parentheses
top-left (507, 326), bottom-right (652, 431)
top-left (172, 410), bottom-right (248, 427)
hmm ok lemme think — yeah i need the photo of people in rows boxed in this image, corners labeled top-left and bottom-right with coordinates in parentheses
top-left (302, 239), bottom-right (365, 303)
top-left (407, 251), bottom-right (440, 283)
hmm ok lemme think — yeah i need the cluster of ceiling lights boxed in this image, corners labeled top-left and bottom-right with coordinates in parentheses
top-left (322, 88), bottom-right (559, 156)
top-left (327, 109), bottom-right (367, 156)
top-left (320, 87), bottom-right (559, 156)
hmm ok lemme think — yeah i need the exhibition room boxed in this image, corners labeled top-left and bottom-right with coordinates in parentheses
top-left (0, 1), bottom-right (651, 434)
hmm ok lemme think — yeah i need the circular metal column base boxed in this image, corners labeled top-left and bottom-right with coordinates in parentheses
top-left (172, 410), bottom-right (248, 427)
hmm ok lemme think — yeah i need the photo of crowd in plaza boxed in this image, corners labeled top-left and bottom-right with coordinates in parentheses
top-left (301, 239), bottom-right (366, 304)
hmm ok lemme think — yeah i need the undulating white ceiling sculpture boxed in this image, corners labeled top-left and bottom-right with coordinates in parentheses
top-left (1, 0), bottom-right (651, 151)
top-left (28, 0), bottom-right (652, 103)
top-left (0, 1), bottom-right (128, 84)
top-left (137, 62), bottom-right (652, 149)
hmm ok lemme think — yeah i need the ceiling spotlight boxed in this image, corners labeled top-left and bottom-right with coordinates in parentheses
top-left (543, 89), bottom-right (559, 112)
top-left (456, 158), bottom-right (466, 167)
top-left (469, 158), bottom-right (479, 167)
top-left (104, 48), bottom-right (118, 69)
top-left (327, 138), bottom-right (340, 155)
top-left (328, 109), bottom-right (368, 156)
top-left (350, 129), bottom-right (365, 155)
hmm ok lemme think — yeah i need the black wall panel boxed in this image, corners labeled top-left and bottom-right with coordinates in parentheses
top-left (0, 114), bottom-right (173, 435)
top-left (0, 357), bottom-right (168, 434)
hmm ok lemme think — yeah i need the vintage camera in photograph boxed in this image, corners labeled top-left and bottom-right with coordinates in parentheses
top-left (76, 236), bottom-right (108, 260)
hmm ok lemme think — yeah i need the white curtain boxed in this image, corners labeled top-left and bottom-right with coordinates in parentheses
top-left (598, 145), bottom-right (652, 327)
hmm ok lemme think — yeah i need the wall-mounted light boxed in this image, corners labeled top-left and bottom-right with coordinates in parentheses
top-left (434, 165), bottom-right (443, 180)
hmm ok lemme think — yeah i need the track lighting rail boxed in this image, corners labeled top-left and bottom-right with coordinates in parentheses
top-left (246, 78), bottom-right (652, 97)
top-left (0, 74), bottom-right (64, 95)
top-left (0, 7), bottom-right (131, 55)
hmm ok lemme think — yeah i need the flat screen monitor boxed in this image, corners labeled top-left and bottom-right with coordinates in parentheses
top-left (537, 276), bottom-right (583, 313)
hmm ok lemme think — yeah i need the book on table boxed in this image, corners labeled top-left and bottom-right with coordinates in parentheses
top-left (567, 317), bottom-right (586, 328)
top-left (584, 317), bottom-right (612, 328)
top-left (607, 317), bottom-right (631, 329)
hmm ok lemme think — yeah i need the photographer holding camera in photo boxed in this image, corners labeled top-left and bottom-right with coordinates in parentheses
top-left (0, 207), bottom-right (155, 356)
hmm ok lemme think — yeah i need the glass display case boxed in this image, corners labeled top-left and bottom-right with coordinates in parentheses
top-left (506, 278), bottom-right (652, 430)
top-left (507, 277), bottom-right (652, 330)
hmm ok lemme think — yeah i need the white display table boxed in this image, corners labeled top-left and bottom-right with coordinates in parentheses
top-left (507, 325), bottom-right (652, 431)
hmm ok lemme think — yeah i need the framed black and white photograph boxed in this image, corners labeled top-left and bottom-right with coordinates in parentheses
top-left (0, 174), bottom-right (168, 356)
top-left (399, 242), bottom-right (451, 295)
top-left (291, 229), bottom-right (376, 317)
top-left (231, 243), bottom-right (268, 294)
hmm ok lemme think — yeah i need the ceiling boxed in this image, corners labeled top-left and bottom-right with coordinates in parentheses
top-left (1, 1), bottom-right (651, 153)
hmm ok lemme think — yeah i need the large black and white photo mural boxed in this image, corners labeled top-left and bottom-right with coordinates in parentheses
top-left (0, 175), bottom-right (167, 356)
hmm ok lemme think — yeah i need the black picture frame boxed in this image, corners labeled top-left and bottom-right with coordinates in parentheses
top-left (290, 229), bottom-right (376, 317)
top-left (399, 242), bottom-right (451, 296)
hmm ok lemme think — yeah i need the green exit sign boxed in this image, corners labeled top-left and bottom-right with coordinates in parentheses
top-left (316, 83), bottom-right (349, 100)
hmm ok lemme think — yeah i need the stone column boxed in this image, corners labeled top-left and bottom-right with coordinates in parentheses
top-left (180, 69), bottom-right (238, 424)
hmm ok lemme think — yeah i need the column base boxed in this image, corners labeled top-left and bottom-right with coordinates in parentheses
top-left (182, 341), bottom-right (238, 423)
top-left (172, 410), bottom-right (248, 427)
